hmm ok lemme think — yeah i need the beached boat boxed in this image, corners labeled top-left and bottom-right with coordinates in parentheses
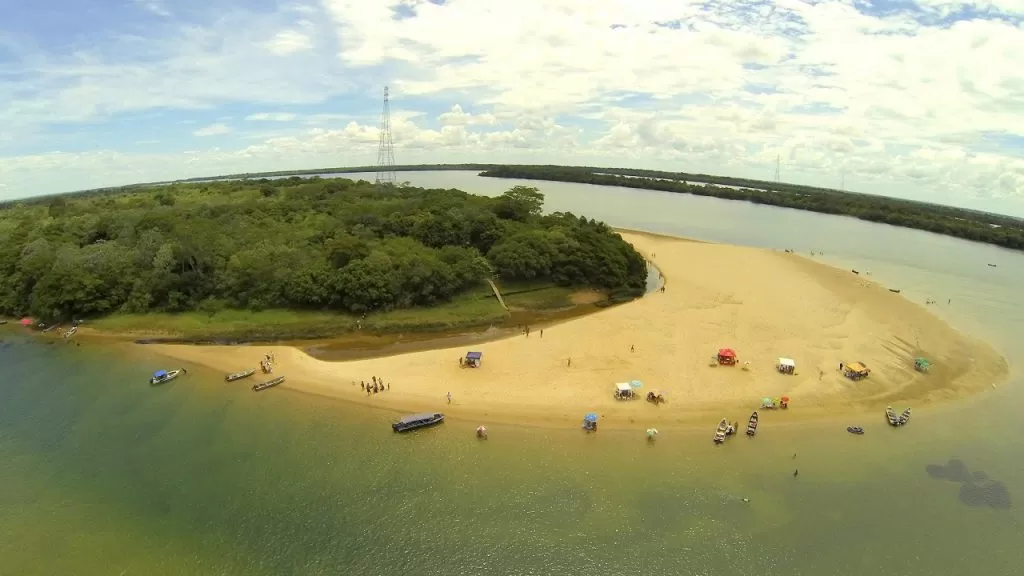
top-left (898, 408), bottom-right (911, 426)
top-left (150, 368), bottom-right (185, 385)
top-left (63, 326), bottom-right (78, 339)
top-left (0, 319), bottom-right (7, 325)
top-left (392, 412), bottom-right (445, 432)
top-left (847, 426), bottom-right (865, 435)
top-left (746, 412), bottom-right (759, 436)
top-left (713, 418), bottom-right (729, 444)
top-left (885, 406), bottom-right (899, 426)
top-left (252, 376), bottom-right (285, 392)
top-left (225, 368), bottom-right (256, 382)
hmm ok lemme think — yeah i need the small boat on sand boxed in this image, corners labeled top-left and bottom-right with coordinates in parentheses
top-left (746, 411), bottom-right (759, 436)
top-left (898, 408), bottom-right (911, 426)
top-left (713, 418), bottom-right (729, 444)
top-left (150, 368), bottom-right (185, 385)
top-left (392, 412), bottom-right (445, 432)
top-left (252, 376), bottom-right (285, 392)
top-left (225, 368), bottom-right (256, 382)
top-left (847, 426), bottom-right (864, 435)
top-left (885, 406), bottom-right (899, 426)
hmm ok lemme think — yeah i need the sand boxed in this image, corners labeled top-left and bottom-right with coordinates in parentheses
top-left (147, 231), bottom-right (1009, 430)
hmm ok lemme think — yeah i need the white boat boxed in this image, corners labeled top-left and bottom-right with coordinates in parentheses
top-left (713, 418), bottom-right (729, 444)
top-left (225, 368), bottom-right (256, 382)
top-left (150, 368), bottom-right (185, 385)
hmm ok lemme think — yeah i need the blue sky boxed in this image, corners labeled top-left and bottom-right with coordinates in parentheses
top-left (1, 0), bottom-right (1023, 215)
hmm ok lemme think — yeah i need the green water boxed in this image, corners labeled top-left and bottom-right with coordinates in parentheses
top-left (2, 176), bottom-right (1023, 574)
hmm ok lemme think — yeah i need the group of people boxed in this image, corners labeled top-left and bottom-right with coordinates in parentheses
top-left (260, 352), bottom-right (275, 374)
top-left (361, 375), bottom-right (389, 395)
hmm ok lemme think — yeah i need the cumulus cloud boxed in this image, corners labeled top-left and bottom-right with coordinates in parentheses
top-left (193, 123), bottom-right (232, 137)
top-left (1, 0), bottom-right (1023, 215)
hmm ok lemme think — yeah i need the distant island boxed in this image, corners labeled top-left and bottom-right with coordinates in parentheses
top-left (0, 178), bottom-right (647, 339)
top-left (10, 163), bottom-right (1017, 253)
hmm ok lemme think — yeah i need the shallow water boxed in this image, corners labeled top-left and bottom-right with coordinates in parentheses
top-left (1, 171), bottom-right (1022, 575)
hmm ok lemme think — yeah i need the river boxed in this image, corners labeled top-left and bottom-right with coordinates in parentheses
top-left (0, 171), bottom-right (1020, 575)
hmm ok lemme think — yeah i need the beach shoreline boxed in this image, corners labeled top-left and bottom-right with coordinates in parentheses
top-left (141, 230), bottom-right (1008, 432)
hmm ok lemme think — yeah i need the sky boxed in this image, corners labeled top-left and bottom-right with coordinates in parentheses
top-left (1, 0), bottom-right (1023, 215)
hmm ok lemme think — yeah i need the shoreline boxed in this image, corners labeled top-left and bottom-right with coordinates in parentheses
top-left (142, 230), bottom-right (1010, 431)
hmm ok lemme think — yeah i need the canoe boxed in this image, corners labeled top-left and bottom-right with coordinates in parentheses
top-left (713, 418), bottom-right (728, 444)
top-left (225, 368), bottom-right (256, 382)
top-left (746, 411), bottom-right (759, 436)
top-left (885, 406), bottom-right (899, 426)
top-left (898, 408), bottom-right (911, 426)
top-left (252, 376), bottom-right (285, 392)
top-left (847, 426), bottom-right (864, 435)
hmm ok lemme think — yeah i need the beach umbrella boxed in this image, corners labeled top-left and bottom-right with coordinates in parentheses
top-left (630, 380), bottom-right (643, 389)
top-left (19, 317), bottom-right (32, 326)
top-left (762, 397), bottom-right (771, 404)
top-left (584, 412), bottom-right (598, 422)
top-left (781, 395), bottom-right (791, 403)
top-left (646, 428), bottom-right (658, 438)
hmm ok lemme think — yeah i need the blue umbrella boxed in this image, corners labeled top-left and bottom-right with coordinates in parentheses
top-left (630, 380), bottom-right (643, 389)
top-left (584, 412), bottom-right (598, 422)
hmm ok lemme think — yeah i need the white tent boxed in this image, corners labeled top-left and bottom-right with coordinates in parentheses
top-left (615, 383), bottom-right (633, 393)
top-left (778, 357), bottom-right (796, 368)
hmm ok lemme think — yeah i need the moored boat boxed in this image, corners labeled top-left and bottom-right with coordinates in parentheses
top-left (898, 407), bottom-right (911, 426)
top-left (885, 406), bottom-right (899, 426)
top-left (713, 418), bottom-right (729, 444)
top-left (150, 368), bottom-right (185, 385)
top-left (847, 426), bottom-right (865, 435)
top-left (392, 412), bottom-right (445, 432)
top-left (252, 376), bottom-right (285, 391)
top-left (225, 368), bottom-right (256, 382)
top-left (746, 411), bottom-right (759, 436)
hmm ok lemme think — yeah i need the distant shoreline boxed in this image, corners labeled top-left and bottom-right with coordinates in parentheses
top-left (145, 231), bottom-right (1010, 431)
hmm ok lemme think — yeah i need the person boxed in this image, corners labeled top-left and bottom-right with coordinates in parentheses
top-left (447, 391), bottom-right (452, 404)
top-left (386, 382), bottom-right (390, 391)
top-left (630, 345), bottom-right (635, 352)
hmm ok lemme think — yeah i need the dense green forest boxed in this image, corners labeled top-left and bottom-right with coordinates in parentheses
top-left (479, 165), bottom-right (1024, 250)
top-left (0, 177), bottom-right (647, 324)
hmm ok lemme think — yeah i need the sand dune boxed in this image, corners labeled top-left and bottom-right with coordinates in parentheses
top-left (149, 231), bottom-right (1008, 430)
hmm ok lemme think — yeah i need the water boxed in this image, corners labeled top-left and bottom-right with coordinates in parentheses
top-left (2, 171), bottom-right (1022, 575)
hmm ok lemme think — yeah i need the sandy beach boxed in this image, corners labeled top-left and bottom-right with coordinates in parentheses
top-left (147, 231), bottom-right (1009, 430)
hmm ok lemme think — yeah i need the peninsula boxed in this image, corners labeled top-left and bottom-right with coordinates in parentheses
top-left (150, 230), bottom-right (1007, 429)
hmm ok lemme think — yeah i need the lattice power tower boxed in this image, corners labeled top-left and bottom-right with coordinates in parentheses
top-left (375, 86), bottom-right (397, 190)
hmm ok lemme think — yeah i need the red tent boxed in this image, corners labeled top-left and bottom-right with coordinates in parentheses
top-left (717, 348), bottom-right (737, 365)
top-left (19, 317), bottom-right (33, 326)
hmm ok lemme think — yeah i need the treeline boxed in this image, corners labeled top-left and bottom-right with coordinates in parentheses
top-left (480, 165), bottom-right (1024, 251)
top-left (0, 178), bottom-right (647, 322)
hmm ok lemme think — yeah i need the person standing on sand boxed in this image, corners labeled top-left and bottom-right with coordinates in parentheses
top-left (567, 357), bottom-right (572, 367)
top-left (630, 345), bottom-right (635, 352)
top-left (387, 382), bottom-right (390, 391)
top-left (447, 391), bottom-right (452, 404)
top-left (540, 329), bottom-right (543, 338)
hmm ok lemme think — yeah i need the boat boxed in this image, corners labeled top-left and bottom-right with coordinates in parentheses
top-left (888, 288), bottom-right (901, 293)
top-left (885, 406), bottom-right (899, 426)
top-left (713, 418), bottom-right (729, 444)
top-left (746, 411), bottom-right (759, 436)
top-left (150, 368), bottom-right (185, 385)
top-left (63, 326), bottom-right (78, 339)
top-left (898, 407), bottom-right (911, 426)
top-left (225, 368), bottom-right (256, 382)
top-left (988, 263), bottom-right (997, 267)
top-left (847, 426), bottom-right (865, 435)
top-left (252, 376), bottom-right (285, 392)
top-left (0, 319), bottom-right (7, 325)
top-left (392, 412), bottom-right (445, 432)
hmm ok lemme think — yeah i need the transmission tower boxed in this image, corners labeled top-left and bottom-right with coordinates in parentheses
top-left (774, 154), bottom-right (781, 182)
top-left (375, 85), bottom-right (397, 191)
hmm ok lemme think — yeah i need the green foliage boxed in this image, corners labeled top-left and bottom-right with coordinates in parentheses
top-left (0, 178), bottom-right (646, 323)
top-left (480, 165), bottom-right (1024, 251)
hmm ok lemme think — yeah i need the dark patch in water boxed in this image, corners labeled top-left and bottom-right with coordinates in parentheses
top-left (926, 459), bottom-right (1011, 509)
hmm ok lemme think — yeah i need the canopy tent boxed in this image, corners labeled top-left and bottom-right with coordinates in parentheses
top-left (846, 362), bottom-right (869, 373)
top-left (463, 351), bottom-right (483, 368)
top-left (615, 383), bottom-right (633, 393)
top-left (914, 358), bottom-right (931, 372)
top-left (718, 348), bottom-right (737, 358)
top-left (153, 370), bottom-right (168, 378)
top-left (778, 357), bottom-right (795, 368)
top-left (629, 380), bottom-right (643, 388)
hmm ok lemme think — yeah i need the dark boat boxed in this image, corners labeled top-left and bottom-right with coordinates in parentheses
top-left (252, 375), bottom-right (285, 391)
top-left (150, 368), bottom-right (185, 385)
top-left (746, 411), bottom-right (759, 436)
top-left (888, 288), bottom-right (901, 293)
top-left (885, 406), bottom-right (899, 426)
top-left (847, 426), bottom-right (864, 435)
top-left (225, 368), bottom-right (256, 382)
top-left (988, 263), bottom-right (997, 267)
top-left (897, 407), bottom-right (911, 426)
top-left (851, 269), bottom-right (859, 274)
top-left (392, 412), bottom-right (445, 432)
top-left (713, 418), bottom-right (729, 444)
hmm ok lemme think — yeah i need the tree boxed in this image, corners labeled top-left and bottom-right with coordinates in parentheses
top-left (493, 186), bottom-right (544, 222)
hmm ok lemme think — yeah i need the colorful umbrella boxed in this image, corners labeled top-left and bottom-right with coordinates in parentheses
top-left (19, 317), bottom-right (33, 326)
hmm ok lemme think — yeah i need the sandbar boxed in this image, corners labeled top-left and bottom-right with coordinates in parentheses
top-left (147, 231), bottom-right (1009, 430)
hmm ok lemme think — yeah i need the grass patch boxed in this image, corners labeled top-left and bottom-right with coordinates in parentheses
top-left (502, 286), bottom-right (575, 310)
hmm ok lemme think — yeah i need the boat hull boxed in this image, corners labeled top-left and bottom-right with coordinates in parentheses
top-left (252, 376), bottom-right (285, 391)
top-left (392, 415), bottom-right (445, 432)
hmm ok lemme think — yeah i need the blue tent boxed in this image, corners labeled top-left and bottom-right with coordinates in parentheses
top-left (466, 351), bottom-right (482, 360)
top-left (154, 370), bottom-right (168, 378)
top-left (584, 412), bottom-right (598, 423)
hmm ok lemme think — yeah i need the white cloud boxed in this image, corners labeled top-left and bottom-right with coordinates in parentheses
top-left (1, 0), bottom-right (1023, 215)
top-left (193, 123), bottom-right (231, 137)
top-left (246, 112), bottom-right (298, 122)
top-left (133, 0), bottom-right (170, 17)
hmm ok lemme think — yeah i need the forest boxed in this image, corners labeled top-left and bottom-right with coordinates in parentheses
top-left (0, 177), bottom-right (648, 325)
top-left (479, 165), bottom-right (1024, 251)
